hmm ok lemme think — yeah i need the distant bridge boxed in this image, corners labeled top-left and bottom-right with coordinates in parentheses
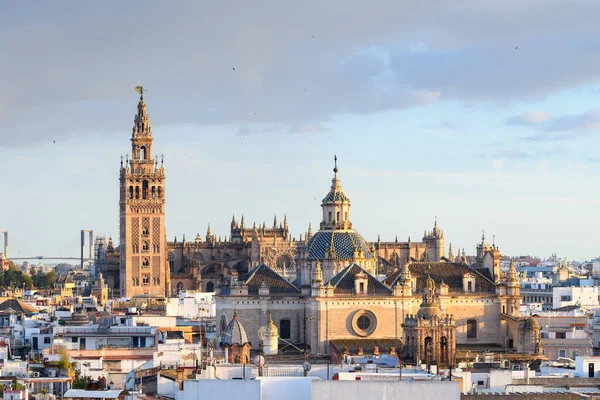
top-left (7, 256), bottom-right (94, 261)
top-left (1, 230), bottom-right (95, 267)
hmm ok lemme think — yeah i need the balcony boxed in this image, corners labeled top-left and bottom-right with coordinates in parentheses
top-left (68, 347), bottom-right (155, 359)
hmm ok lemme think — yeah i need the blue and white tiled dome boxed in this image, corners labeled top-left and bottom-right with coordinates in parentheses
top-left (306, 230), bottom-right (374, 260)
top-left (223, 312), bottom-right (249, 346)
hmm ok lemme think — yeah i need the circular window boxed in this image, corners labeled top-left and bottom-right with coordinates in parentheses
top-left (352, 310), bottom-right (377, 337)
top-left (357, 315), bottom-right (371, 330)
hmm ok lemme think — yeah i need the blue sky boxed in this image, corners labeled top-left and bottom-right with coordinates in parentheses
top-left (2, 1), bottom-right (600, 260)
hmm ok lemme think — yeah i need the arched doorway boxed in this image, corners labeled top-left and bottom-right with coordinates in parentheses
top-left (176, 281), bottom-right (184, 294)
top-left (206, 281), bottom-right (215, 292)
top-left (424, 336), bottom-right (433, 367)
top-left (440, 336), bottom-right (448, 366)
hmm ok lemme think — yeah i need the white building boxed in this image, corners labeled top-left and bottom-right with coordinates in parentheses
top-left (553, 286), bottom-right (600, 309)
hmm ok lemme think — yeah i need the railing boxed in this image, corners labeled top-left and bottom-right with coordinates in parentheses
top-left (263, 366), bottom-right (304, 377)
top-left (57, 326), bottom-right (154, 335)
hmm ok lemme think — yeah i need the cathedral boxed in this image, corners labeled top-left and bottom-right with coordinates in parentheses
top-left (214, 162), bottom-right (542, 361)
top-left (96, 88), bottom-right (541, 364)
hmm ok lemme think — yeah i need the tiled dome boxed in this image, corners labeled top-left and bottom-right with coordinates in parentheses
top-left (306, 230), bottom-right (374, 260)
top-left (223, 312), bottom-right (249, 346)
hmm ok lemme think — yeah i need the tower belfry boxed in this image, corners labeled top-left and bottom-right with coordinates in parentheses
top-left (119, 86), bottom-right (170, 297)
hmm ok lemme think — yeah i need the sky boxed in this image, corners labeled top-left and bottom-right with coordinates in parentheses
top-left (2, 1), bottom-right (600, 261)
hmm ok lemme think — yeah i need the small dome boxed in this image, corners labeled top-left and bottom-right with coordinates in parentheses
top-left (417, 302), bottom-right (442, 320)
top-left (306, 230), bottom-right (374, 260)
top-left (224, 312), bottom-right (249, 346)
top-left (524, 317), bottom-right (539, 330)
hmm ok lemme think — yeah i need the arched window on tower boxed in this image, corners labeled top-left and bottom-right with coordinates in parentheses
top-left (129, 186), bottom-right (133, 199)
top-left (328, 211), bottom-right (332, 222)
top-left (142, 180), bottom-right (149, 199)
top-left (140, 146), bottom-right (146, 160)
top-left (152, 186), bottom-right (156, 199)
top-left (337, 211), bottom-right (340, 222)
top-left (158, 187), bottom-right (162, 199)
top-left (135, 186), bottom-right (140, 199)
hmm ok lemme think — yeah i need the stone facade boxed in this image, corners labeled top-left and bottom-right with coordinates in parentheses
top-left (214, 164), bottom-right (540, 361)
top-left (118, 88), bottom-right (170, 297)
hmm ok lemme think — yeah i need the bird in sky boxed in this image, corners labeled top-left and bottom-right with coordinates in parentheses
top-left (233, 67), bottom-right (236, 71)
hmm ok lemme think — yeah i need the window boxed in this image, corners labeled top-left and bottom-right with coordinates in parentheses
top-left (357, 315), bottom-right (370, 330)
top-left (359, 282), bottom-right (365, 293)
top-left (467, 319), bottom-right (477, 338)
top-left (561, 295), bottom-right (572, 301)
top-left (206, 281), bottom-right (215, 292)
top-left (142, 241), bottom-right (150, 252)
top-left (328, 211), bottom-right (332, 222)
top-left (280, 319), bottom-right (291, 339)
top-left (467, 281), bottom-right (472, 292)
top-left (176, 282), bottom-right (184, 294)
top-left (129, 186), bottom-right (134, 199)
top-left (352, 310), bottom-right (377, 337)
top-left (135, 186), bottom-right (140, 199)
top-left (44, 337), bottom-right (51, 344)
top-left (142, 257), bottom-right (150, 267)
top-left (576, 326), bottom-right (584, 331)
top-left (559, 349), bottom-right (566, 358)
top-left (142, 274), bottom-right (150, 286)
top-left (555, 332), bottom-right (566, 339)
top-left (336, 211), bottom-right (340, 221)
top-left (142, 180), bottom-right (149, 199)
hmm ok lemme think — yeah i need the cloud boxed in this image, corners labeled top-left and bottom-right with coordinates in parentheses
top-left (520, 109), bottom-right (600, 141)
top-left (2, 1), bottom-right (600, 146)
top-left (507, 112), bottom-right (552, 126)
top-left (288, 123), bottom-right (328, 134)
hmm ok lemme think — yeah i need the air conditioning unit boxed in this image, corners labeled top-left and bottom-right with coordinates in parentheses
top-left (501, 360), bottom-right (510, 369)
top-left (47, 370), bottom-right (56, 378)
top-left (169, 364), bottom-right (176, 370)
top-left (33, 372), bottom-right (40, 377)
top-left (161, 365), bottom-right (167, 370)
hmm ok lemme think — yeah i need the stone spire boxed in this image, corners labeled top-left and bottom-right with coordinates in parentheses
top-left (206, 223), bottom-right (213, 242)
top-left (273, 214), bottom-right (277, 228)
top-left (507, 258), bottom-right (519, 285)
top-left (448, 243), bottom-right (454, 261)
top-left (307, 223), bottom-right (313, 240)
top-left (132, 85), bottom-right (152, 139)
top-left (320, 155), bottom-right (352, 230)
top-left (240, 214), bottom-right (245, 229)
top-left (231, 214), bottom-right (237, 229)
top-left (283, 214), bottom-right (288, 231)
top-left (312, 260), bottom-right (323, 284)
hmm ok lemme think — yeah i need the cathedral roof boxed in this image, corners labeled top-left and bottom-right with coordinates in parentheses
top-left (328, 263), bottom-right (392, 295)
top-left (322, 189), bottom-right (350, 203)
top-left (245, 263), bottom-right (300, 295)
top-left (306, 230), bottom-right (374, 260)
top-left (384, 262), bottom-right (496, 293)
top-left (223, 312), bottom-right (249, 346)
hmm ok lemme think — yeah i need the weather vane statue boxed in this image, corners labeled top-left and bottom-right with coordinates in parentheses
top-left (134, 84), bottom-right (147, 99)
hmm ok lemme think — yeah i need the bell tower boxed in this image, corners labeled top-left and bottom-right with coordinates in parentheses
top-left (119, 86), bottom-right (170, 297)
